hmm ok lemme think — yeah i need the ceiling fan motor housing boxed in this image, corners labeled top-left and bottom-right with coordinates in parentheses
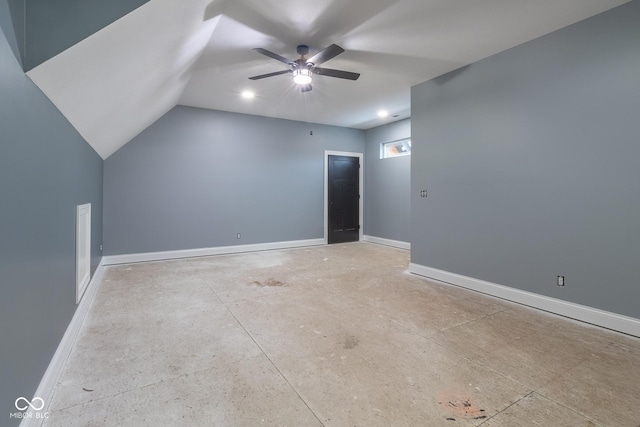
top-left (296, 45), bottom-right (310, 56)
top-left (293, 58), bottom-right (313, 71)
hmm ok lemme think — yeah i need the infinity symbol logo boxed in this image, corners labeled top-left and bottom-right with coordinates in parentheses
top-left (15, 397), bottom-right (45, 411)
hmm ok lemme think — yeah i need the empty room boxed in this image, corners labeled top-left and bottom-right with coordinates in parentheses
top-left (1, 0), bottom-right (639, 426)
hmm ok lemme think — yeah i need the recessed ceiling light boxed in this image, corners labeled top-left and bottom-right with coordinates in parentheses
top-left (377, 110), bottom-right (389, 118)
top-left (241, 90), bottom-right (255, 99)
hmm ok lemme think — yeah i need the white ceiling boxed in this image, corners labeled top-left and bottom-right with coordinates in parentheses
top-left (26, 0), bottom-right (629, 159)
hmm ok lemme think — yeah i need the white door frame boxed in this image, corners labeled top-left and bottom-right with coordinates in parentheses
top-left (324, 150), bottom-right (364, 244)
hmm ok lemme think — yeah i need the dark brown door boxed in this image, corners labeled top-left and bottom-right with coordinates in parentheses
top-left (328, 155), bottom-right (360, 244)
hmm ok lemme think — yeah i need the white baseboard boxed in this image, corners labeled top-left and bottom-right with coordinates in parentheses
top-left (102, 238), bottom-right (326, 265)
top-left (21, 258), bottom-right (105, 427)
top-left (409, 263), bottom-right (640, 338)
top-left (362, 235), bottom-right (410, 250)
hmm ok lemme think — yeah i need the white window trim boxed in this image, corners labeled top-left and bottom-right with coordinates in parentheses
top-left (380, 138), bottom-right (411, 159)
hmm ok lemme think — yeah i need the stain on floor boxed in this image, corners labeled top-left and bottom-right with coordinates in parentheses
top-left (251, 278), bottom-right (285, 287)
top-left (343, 335), bottom-right (359, 350)
top-left (437, 393), bottom-right (486, 420)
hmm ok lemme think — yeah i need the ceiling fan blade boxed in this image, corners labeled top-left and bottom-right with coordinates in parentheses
top-left (253, 48), bottom-right (293, 65)
top-left (307, 44), bottom-right (344, 66)
top-left (248, 69), bottom-right (291, 80)
top-left (301, 84), bottom-right (312, 93)
top-left (313, 67), bottom-right (360, 80)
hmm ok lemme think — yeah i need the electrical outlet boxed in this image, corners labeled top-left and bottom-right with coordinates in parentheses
top-left (237, 233), bottom-right (241, 239)
top-left (557, 275), bottom-right (565, 286)
top-left (99, 244), bottom-right (103, 251)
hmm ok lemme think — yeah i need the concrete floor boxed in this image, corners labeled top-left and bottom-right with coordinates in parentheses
top-left (44, 242), bottom-right (639, 426)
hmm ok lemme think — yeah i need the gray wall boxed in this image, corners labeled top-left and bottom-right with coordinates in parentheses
top-left (104, 106), bottom-right (365, 255)
top-left (364, 119), bottom-right (411, 243)
top-left (0, 12), bottom-right (104, 424)
top-left (3, 0), bottom-right (22, 67)
top-left (411, 1), bottom-right (640, 319)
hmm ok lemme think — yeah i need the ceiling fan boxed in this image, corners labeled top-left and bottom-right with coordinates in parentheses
top-left (249, 44), bottom-right (360, 92)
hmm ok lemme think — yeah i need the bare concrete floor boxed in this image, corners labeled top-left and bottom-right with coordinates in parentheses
top-left (44, 242), bottom-right (640, 426)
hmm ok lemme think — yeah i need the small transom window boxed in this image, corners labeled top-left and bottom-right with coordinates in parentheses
top-left (381, 139), bottom-right (411, 159)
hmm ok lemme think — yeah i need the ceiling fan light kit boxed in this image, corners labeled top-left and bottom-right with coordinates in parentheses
top-left (249, 44), bottom-right (360, 92)
top-left (292, 68), bottom-right (312, 85)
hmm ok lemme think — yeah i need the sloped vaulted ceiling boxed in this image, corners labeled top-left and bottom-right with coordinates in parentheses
top-left (26, 0), bottom-right (223, 159)
top-left (7, 0), bottom-right (150, 71)
top-left (26, 0), bottom-right (630, 159)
